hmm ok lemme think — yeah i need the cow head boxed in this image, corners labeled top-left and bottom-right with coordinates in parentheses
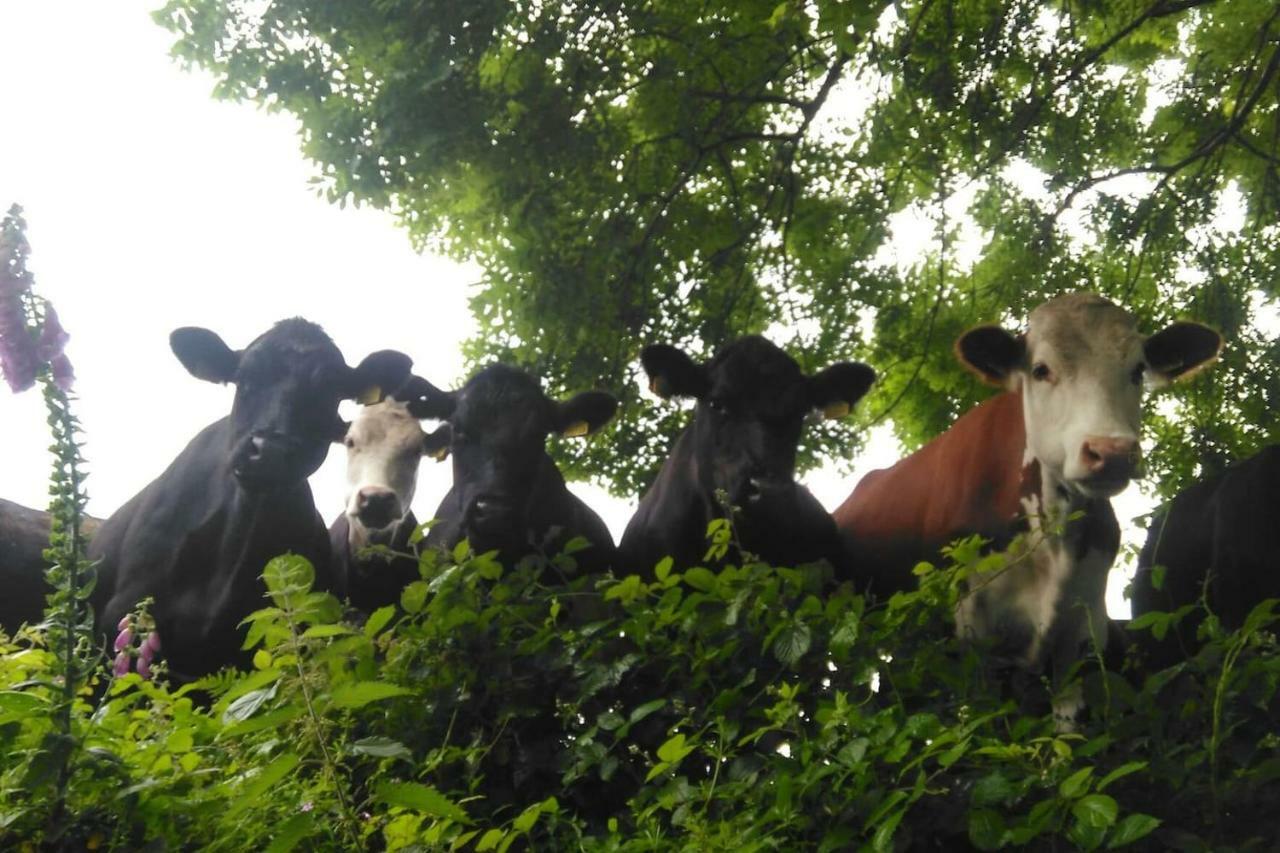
top-left (409, 365), bottom-right (618, 548)
top-left (643, 336), bottom-right (875, 511)
top-left (956, 293), bottom-right (1222, 499)
top-left (170, 319), bottom-right (413, 490)
top-left (339, 398), bottom-right (429, 539)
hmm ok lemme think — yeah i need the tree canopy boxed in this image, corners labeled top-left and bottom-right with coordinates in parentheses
top-left (156, 0), bottom-right (1280, 498)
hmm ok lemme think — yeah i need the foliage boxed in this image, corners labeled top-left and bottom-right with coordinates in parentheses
top-left (0, 205), bottom-right (96, 844)
top-left (3, 527), bottom-right (1278, 850)
top-left (153, 0), bottom-right (1280, 497)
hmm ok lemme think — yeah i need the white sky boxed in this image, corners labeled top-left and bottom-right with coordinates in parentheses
top-left (0, 1), bottom-right (1157, 616)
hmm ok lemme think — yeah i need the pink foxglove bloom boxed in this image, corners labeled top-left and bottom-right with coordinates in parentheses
top-left (113, 628), bottom-right (133, 652)
top-left (136, 658), bottom-right (152, 681)
top-left (112, 652), bottom-right (130, 677)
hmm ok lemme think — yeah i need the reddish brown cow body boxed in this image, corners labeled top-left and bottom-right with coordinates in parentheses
top-left (834, 294), bottom-right (1222, 725)
top-left (838, 392), bottom-right (1029, 594)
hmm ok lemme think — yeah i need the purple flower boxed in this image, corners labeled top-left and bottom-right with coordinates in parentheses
top-left (144, 631), bottom-right (161, 653)
top-left (112, 652), bottom-right (130, 677)
top-left (136, 658), bottom-right (151, 680)
top-left (113, 628), bottom-right (134, 652)
top-left (0, 297), bottom-right (37, 393)
top-left (37, 306), bottom-right (68, 361)
top-left (117, 615), bottom-right (131, 632)
top-left (50, 353), bottom-right (74, 391)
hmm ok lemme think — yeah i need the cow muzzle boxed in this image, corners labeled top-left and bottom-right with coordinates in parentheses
top-left (740, 475), bottom-right (794, 507)
top-left (1075, 436), bottom-right (1140, 497)
top-left (232, 432), bottom-right (313, 487)
top-left (464, 494), bottom-right (521, 539)
top-left (352, 486), bottom-right (403, 532)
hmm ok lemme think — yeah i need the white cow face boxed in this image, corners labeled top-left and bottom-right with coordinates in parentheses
top-left (957, 293), bottom-right (1222, 499)
top-left (341, 399), bottom-right (428, 536)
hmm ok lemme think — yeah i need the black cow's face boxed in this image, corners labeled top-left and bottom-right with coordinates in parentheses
top-left (170, 319), bottom-right (413, 491)
top-left (404, 365), bottom-right (617, 548)
top-left (643, 336), bottom-right (875, 511)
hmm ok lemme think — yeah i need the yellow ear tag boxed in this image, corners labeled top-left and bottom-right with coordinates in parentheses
top-left (428, 446), bottom-right (450, 462)
top-left (562, 420), bottom-right (590, 438)
top-left (823, 401), bottom-right (851, 420)
top-left (357, 385), bottom-right (383, 405)
top-left (649, 376), bottom-right (671, 398)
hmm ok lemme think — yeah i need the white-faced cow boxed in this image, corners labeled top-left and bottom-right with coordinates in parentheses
top-left (0, 498), bottom-right (101, 635)
top-left (619, 336), bottom-right (875, 577)
top-left (833, 293), bottom-right (1221, 722)
top-left (88, 319), bottom-right (411, 680)
top-left (329, 396), bottom-right (440, 613)
top-left (1131, 444), bottom-right (1280, 669)
top-left (411, 365), bottom-right (619, 573)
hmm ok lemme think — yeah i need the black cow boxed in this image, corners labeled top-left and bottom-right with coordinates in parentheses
top-left (88, 319), bottom-right (411, 679)
top-left (409, 365), bottom-right (618, 574)
top-left (329, 397), bottom-right (440, 613)
top-left (1131, 444), bottom-right (1280, 668)
top-left (0, 498), bottom-right (101, 635)
top-left (619, 336), bottom-right (875, 576)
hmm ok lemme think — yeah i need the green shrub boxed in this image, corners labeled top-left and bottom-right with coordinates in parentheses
top-left (2, 532), bottom-right (1277, 851)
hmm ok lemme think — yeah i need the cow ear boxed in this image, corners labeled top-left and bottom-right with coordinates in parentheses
top-left (170, 327), bottom-right (240, 384)
top-left (955, 325), bottom-right (1025, 387)
top-left (1144, 322), bottom-right (1222, 387)
top-left (349, 350), bottom-right (413, 403)
top-left (395, 375), bottom-right (457, 420)
top-left (809, 362), bottom-right (876, 419)
top-left (422, 423), bottom-right (452, 461)
top-left (641, 344), bottom-right (709, 399)
top-left (555, 390), bottom-right (618, 438)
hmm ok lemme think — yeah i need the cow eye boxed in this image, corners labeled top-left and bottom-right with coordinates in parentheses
top-left (1130, 363), bottom-right (1146, 385)
top-left (343, 436), bottom-right (355, 449)
top-left (1031, 363), bottom-right (1052, 382)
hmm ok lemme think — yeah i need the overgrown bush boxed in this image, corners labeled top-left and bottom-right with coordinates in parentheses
top-left (2, 529), bottom-right (1277, 851)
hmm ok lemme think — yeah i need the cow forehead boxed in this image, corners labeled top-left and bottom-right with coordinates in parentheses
top-left (455, 365), bottom-right (550, 429)
top-left (708, 337), bottom-right (804, 393)
top-left (1026, 294), bottom-right (1142, 369)
top-left (351, 399), bottom-right (423, 445)
top-left (240, 319), bottom-right (344, 376)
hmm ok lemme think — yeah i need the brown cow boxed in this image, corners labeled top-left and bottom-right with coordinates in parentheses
top-left (834, 294), bottom-right (1221, 723)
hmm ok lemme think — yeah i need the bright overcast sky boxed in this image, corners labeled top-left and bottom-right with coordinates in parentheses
top-left (1, 1), bottom-right (1160, 616)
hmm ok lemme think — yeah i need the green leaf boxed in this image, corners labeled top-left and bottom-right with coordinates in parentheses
top-left (376, 781), bottom-right (470, 823)
top-left (871, 807), bottom-right (906, 852)
top-left (1072, 794), bottom-right (1119, 829)
top-left (972, 772), bottom-right (1016, 807)
top-left (654, 556), bottom-right (673, 582)
top-left (968, 808), bottom-right (1007, 851)
top-left (772, 622), bottom-right (812, 666)
top-left (1059, 766), bottom-right (1095, 799)
top-left (683, 566), bottom-right (716, 591)
top-left (328, 681), bottom-right (412, 709)
top-left (512, 801), bottom-right (541, 833)
top-left (1096, 761), bottom-right (1146, 792)
top-left (265, 813), bottom-right (315, 853)
top-left (363, 605), bottom-right (397, 637)
top-left (657, 733), bottom-right (695, 764)
top-left (1107, 814), bottom-right (1161, 848)
top-left (475, 828), bottom-right (505, 851)
top-left (229, 753), bottom-right (301, 816)
top-left (301, 624), bottom-right (353, 639)
top-left (222, 684), bottom-right (278, 724)
top-left (400, 580), bottom-right (430, 614)
top-left (351, 737), bottom-right (412, 760)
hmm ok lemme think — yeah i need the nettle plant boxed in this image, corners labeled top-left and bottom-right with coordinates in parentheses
top-left (3, 208), bottom-right (1279, 851)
